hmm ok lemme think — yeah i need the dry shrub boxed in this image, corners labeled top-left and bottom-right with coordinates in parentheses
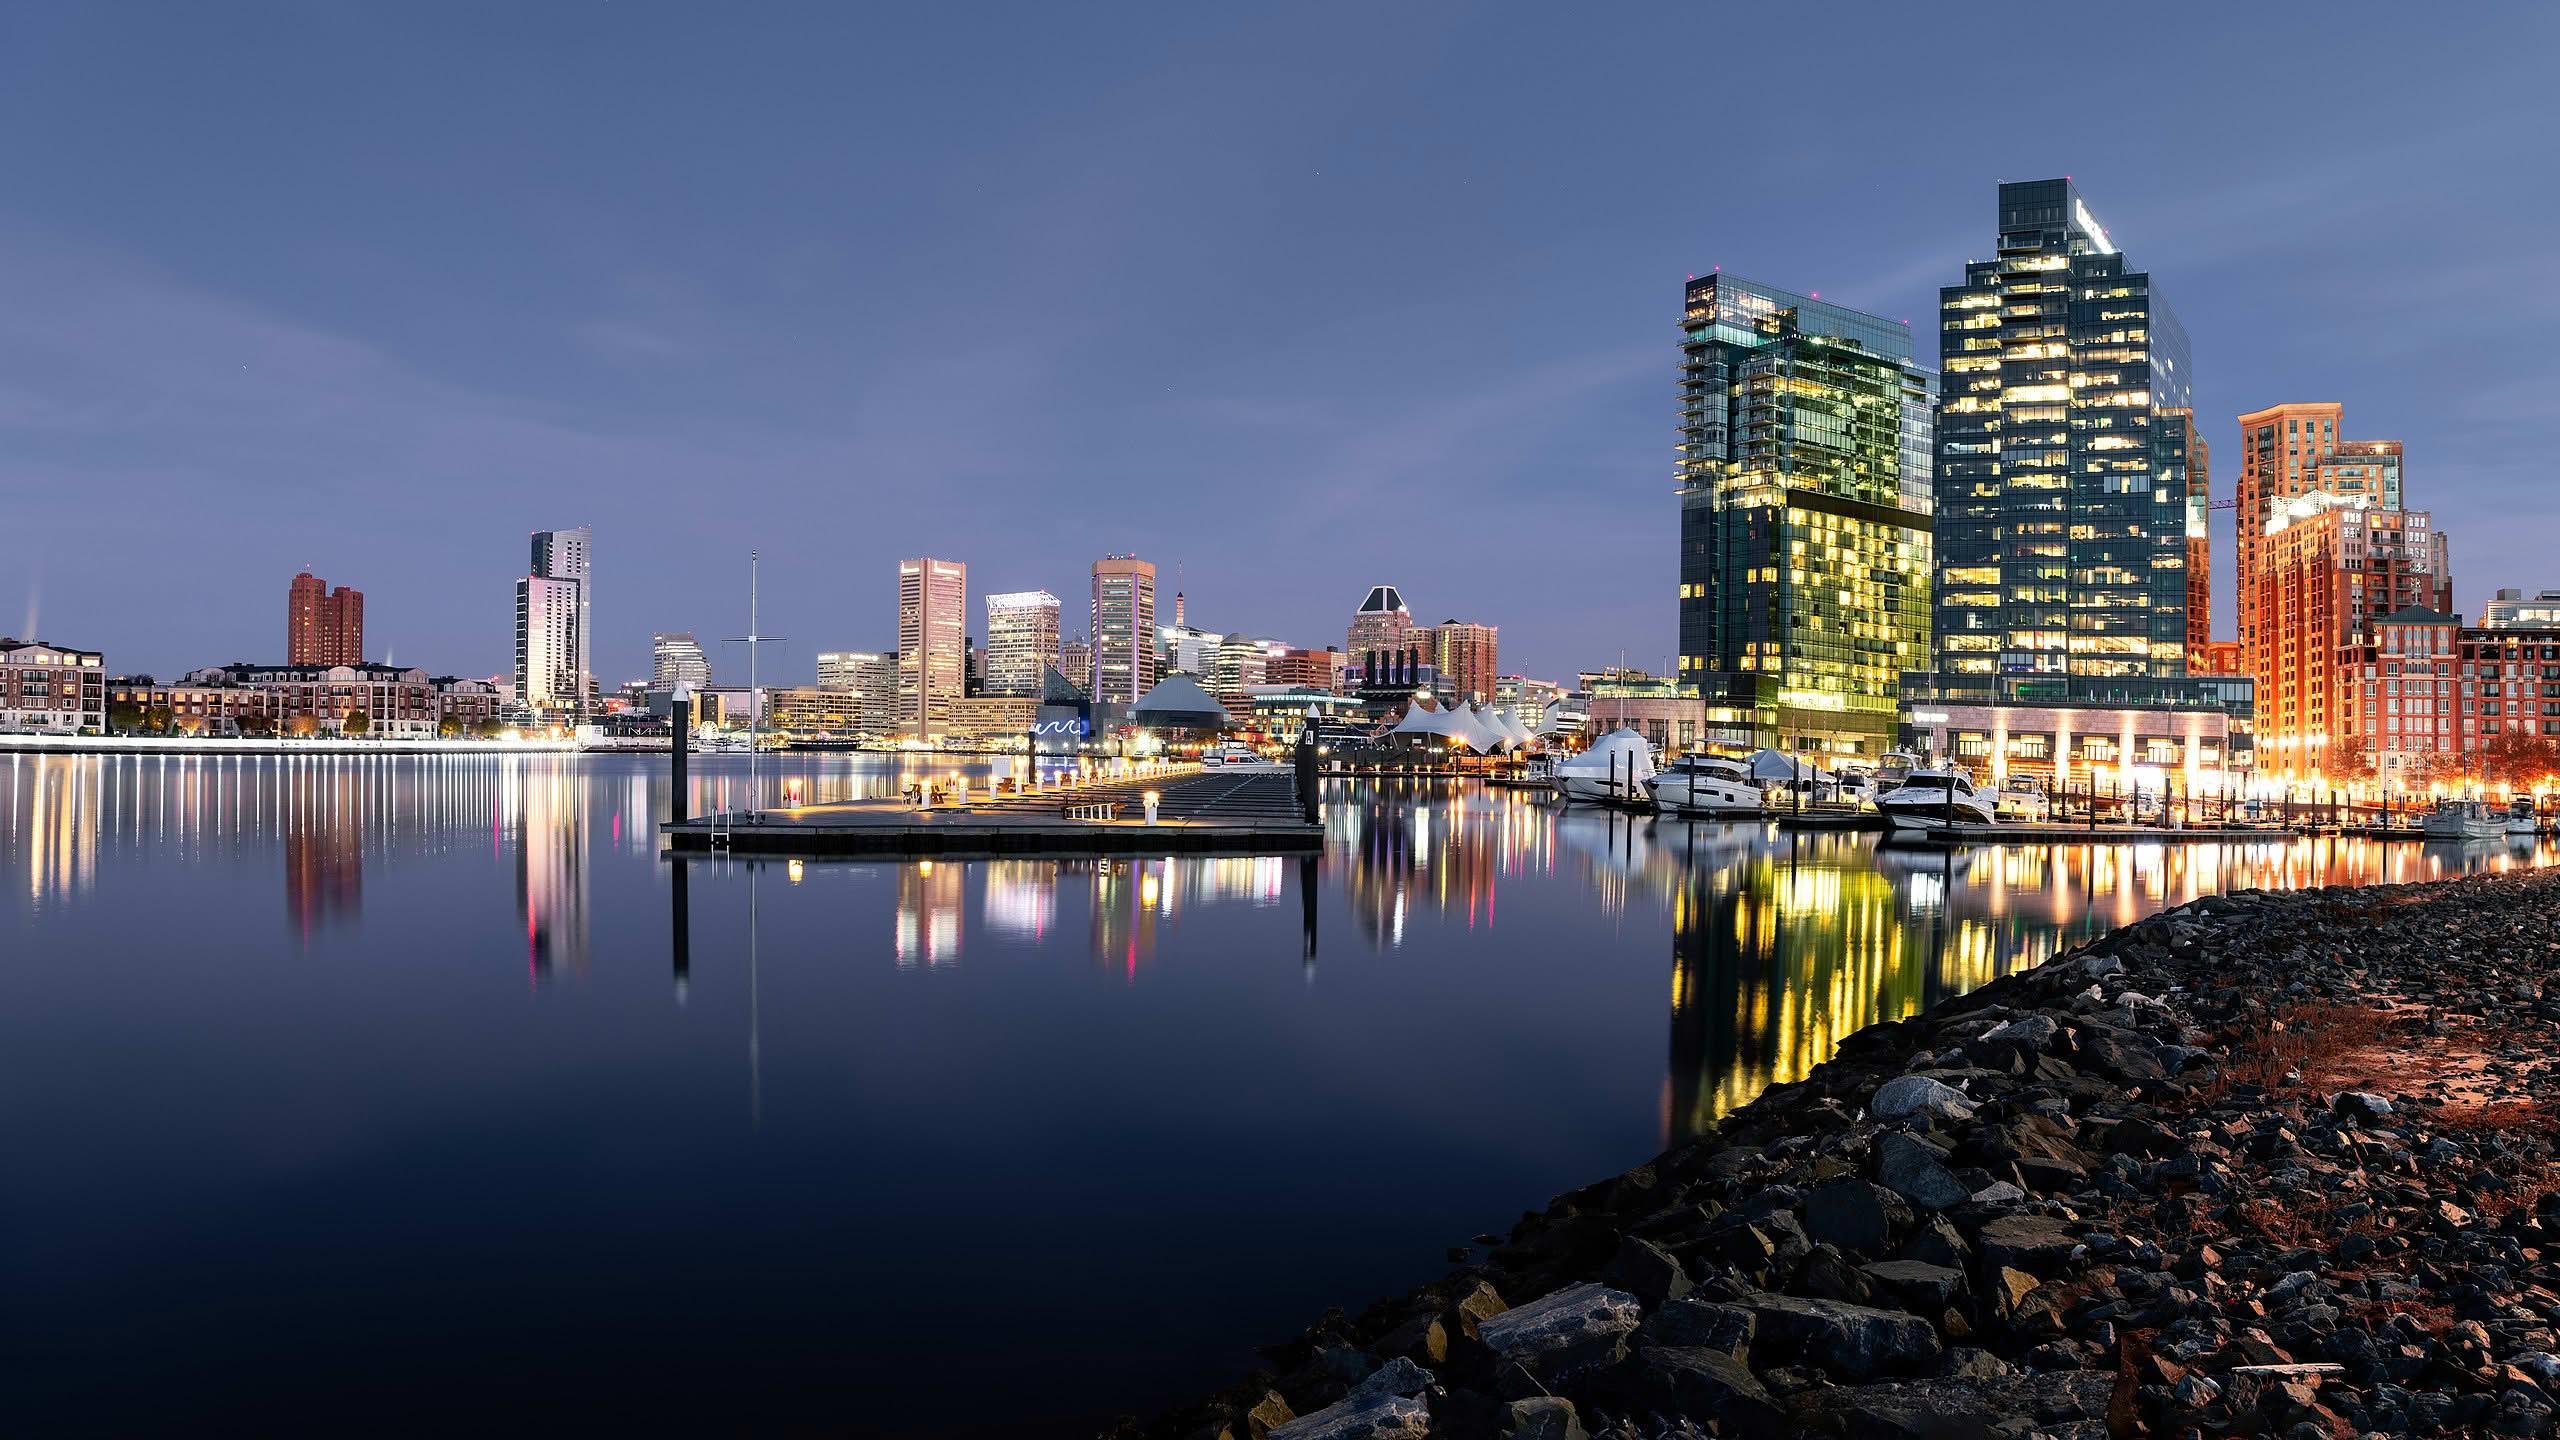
top-left (2429, 1098), bottom-right (2560, 1137)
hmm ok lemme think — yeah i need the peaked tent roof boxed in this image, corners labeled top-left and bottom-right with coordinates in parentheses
top-left (1130, 673), bottom-right (1228, 725)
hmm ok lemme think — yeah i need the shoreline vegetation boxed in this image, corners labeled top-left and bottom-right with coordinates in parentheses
top-left (1118, 867), bottom-right (2560, 1439)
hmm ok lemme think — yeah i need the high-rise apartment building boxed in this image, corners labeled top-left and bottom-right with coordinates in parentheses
top-left (1347, 585), bottom-right (1412, 658)
top-left (287, 572), bottom-right (365, 666)
top-left (897, 558), bottom-right (967, 738)
top-left (1417, 620), bottom-right (1500, 705)
top-left (2484, 589), bottom-right (2560, 630)
top-left (816, 649), bottom-right (899, 734)
top-left (1928, 179), bottom-right (2194, 698)
top-left (983, 591), bottom-right (1061, 698)
top-left (2253, 494), bottom-right (2452, 774)
top-left (1677, 274), bottom-right (1934, 758)
top-left (1089, 555), bottom-right (1156, 706)
top-left (515, 527), bottom-right (592, 721)
top-left (2235, 406), bottom-right (2405, 677)
top-left (652, 631), bottom-right (710, 690)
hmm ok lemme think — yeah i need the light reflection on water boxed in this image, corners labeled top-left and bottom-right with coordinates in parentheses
top-left (2, 753), bottom-right (2550, 1433)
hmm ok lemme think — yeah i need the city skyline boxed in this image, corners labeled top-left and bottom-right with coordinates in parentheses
top-left (7, 8), bottom-right (2558, 684)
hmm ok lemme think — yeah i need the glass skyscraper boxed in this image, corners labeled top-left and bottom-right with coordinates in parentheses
top-left (1677, 274), bottom-right (1935, 759)
top-left (1924, 178), bottom-right (2194, 702)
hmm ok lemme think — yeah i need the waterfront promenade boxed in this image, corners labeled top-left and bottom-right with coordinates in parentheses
top-left (663, 766), bottom-right (1321, 857)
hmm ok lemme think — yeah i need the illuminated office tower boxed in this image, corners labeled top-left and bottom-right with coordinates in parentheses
top-left (816, 649), bottom-right (898, 734)
top-left (1347, 584), bottom-right (1413, 658)
top-left (897, 558), bottom-right (967, 738)
top-left (1927, 179), bottom-right (2193, 698)
top-left (1417, 620), bottom-right (1500, 705)
top-left (1676, 273), bottom-right (1934, 759)
top-left (1089, 555), bottom-right (1156, 706)
top-left (651, 631), bottom-right (710, 690)
top-left (2166, 410), bottom-right (2212, 655)
top-left (982, 591), bottom-right (1061, 697)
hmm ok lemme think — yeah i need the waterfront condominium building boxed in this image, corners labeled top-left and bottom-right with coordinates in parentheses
top-left (982, 590), bottom-right (1061, 697)
top-left (1927, 179), bottom-right (2194, 700)
top-left (1676, 272), bottom-right (1935, 760)
top-left (0, 637), bottom-right (107, 733)
top-left (651, 631), bottom-right (711, 691)
top-left (2235, 405), bottom-right (2402, 678)
top-left (286, 571), bottom-right (365, 666)
top-left (1416, 620), bottom-right (1500, 705)
top-left (1347, 584), bottom-right (1413, 659)
top-left (2253, 494), bottom-right (2452, 775)
top-left (897, 558), bottom-right (967, 739)
top-left (516, 527), bottom-right (593, 722)
top-left (1089, 555), bottom-right (1156, 706)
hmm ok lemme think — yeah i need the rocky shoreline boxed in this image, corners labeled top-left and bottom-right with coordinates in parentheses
top-left (1113, 867), bottom-right (2560, 1439)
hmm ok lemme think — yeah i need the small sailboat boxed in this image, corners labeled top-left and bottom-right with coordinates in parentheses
top-left (1876, 765), bottom-right (1998, 833)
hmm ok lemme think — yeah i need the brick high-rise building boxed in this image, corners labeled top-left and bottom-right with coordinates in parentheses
top-left (1417, 619), bottom-right (1500, 705)
top-left (1347, 585), bottom-right (1412, 659)
top-left (287, 571), bottom-right (365, 666)
top-left (2253, 494), bottom-right (2451, 775)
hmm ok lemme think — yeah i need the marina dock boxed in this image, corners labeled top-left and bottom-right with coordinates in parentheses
top-left (662, 768), bottom-right (1322, 857)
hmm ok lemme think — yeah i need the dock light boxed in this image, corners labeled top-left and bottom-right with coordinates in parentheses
top-left (1143, 789), bottom-right (1161, 825)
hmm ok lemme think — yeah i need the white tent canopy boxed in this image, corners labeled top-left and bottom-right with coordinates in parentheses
top-left (1744, 748), bottom-right (1834, 784)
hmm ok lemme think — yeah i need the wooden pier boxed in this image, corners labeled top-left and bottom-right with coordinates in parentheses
top-left (662, 768), bottom-right (1321, 858)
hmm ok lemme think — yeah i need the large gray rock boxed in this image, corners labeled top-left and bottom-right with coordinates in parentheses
top-left (1637, 1346), bottom-right (1785, 1436)
top-left (1875, 1132), bottom-right (1970, 1212)
top-left (1500, 1396), bottom-right (1586, 1440)
top-left (1600, 1235), bottom-right (1691, 1306)
top-left (1740, 1293), bottom-right (1943, 1379)
top-left (1638, 1297), bottom-right (1755, 1356)
top-left (1973, 1213), bottom-right (2082, 1275)
top-left (1269, 1361), bottom-right (1434, 1440)
top-left (1871, 1075), bottom-right (1976, 1123)
top-left (1804, 1179), bottom-right (1900, 1254)
top-left (1477, 1282), bottom-right (1643, 1361)
top-left (1859, 1259), bottom-right (1968, 1311)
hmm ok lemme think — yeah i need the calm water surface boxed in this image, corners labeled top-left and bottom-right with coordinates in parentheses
top-left (4, 752), bottom-right (2548, 1435)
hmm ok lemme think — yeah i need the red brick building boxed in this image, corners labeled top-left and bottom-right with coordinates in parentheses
top-left (287, 571), bottom-right (365, 666)
top-left (3, 638), bottom-right (107, 732)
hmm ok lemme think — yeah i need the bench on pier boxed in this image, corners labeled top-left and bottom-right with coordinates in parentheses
top-left (1062, 802), bottom-right (1123, 822)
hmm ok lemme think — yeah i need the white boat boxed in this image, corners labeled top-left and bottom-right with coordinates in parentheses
top-left (2424, 797), bottom-right (2505, 841)
top-left (692, 731), bottom-right (753, 753)
top-left (1199, 741), bottom-right (1287, 772)
top-left (1652, 753), bottom-right (1767, 818)
top-left (1876, 766), bottom-right (1998, 832)
top-left (1553, 727), bottom-right (1656, 806)
top-left (2507, 797), bottom-right (2542, 837)
top-left (1992, 777), bottom-right (2051, 824)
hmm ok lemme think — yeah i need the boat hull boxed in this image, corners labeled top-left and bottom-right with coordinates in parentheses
top-left (1879, 799), bottom-right (1998, 832)
top-left (1556, 775), bottom-right (1649, 806)
top-left (1651, 776), bottom-right (1764, 817)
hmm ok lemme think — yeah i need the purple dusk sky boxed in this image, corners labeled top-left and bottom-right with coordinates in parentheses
top-left (5, 4), bottom-right (2557, 685)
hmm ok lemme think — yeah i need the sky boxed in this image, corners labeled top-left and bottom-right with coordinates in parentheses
top-left (5, 2), bottom-right (2558, 685)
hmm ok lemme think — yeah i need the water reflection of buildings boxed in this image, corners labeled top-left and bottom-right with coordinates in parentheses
top-left (896, 861), bottom-right (964, 967)
top-left (512, 766), bottom-right (590, 981)
top-left (1334, 782), bottom-right (1554, 950)
top-left (281, 764), bottom-right (366, 934)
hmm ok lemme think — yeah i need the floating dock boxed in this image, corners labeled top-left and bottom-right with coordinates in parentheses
top-left (1887, 821), bottom-right (2308, 847)
top-left (662, 769), bottom-right (1321, 858)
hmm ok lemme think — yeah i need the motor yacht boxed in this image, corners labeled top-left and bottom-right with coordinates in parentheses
top-left (1876, 766), bottom-right (1998, 832)
top-left (1199, 742), bottom-right (1287, 772)
top-left (2508, 797), bottom-right (2543, 837)
top-left (1992, 777), bottom-right (2051, 824)
top-left (2423, 797), bottom-right (2505, 841)
top-left (1552, 728), bottom-right (1656, 806)
top-left (1651, 753), bottom-right (1766, 818)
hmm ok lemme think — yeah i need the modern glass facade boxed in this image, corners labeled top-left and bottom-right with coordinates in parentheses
top-left (1924, 179), bottom-right (2194, 704)
top-left (1677, 274), bottom-right (1934, 760)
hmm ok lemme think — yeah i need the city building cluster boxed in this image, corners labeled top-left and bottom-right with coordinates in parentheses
top-left (1675, 177), bottom-right (2558, 798)
top-left (7, 178), bottom-right (2555, 794)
